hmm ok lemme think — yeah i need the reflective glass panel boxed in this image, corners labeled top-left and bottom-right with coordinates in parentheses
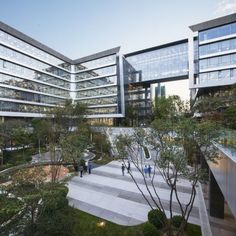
top-left (75, 55), bottom-right (116, 71)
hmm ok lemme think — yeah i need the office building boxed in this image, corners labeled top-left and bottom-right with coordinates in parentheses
top-left (0, 14), bottom-right (236, 125)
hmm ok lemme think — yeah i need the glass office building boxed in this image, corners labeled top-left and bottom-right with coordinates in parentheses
top-left (189, 14), bottom-right (236, 96)
top-left (123, 40), bottom-right (189, 124)
top-left (0, 21), bottom-right (71, 117)
top-left (0, 13), bottom-right (236, 123)
top-left (72, 48), bottom-right (123, 121)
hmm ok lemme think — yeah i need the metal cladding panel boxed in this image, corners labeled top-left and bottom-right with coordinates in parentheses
top-left (208, 145), bottom-right (236, 218)
top-left (124, 39), bottom-right (188, 57)
top-left (189, 13), bottom-right (236, 32)
top-left (0, 21), bottom-right (73, 63)
top-left (73, 47), bottom-right (120, 64)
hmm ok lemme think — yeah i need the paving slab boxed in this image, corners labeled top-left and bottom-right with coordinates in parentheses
top-left (67, 160), bottom-right (201, 226)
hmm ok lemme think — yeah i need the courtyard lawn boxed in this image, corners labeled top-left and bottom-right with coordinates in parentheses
top-left (71, 207), bottom-right (201, 236)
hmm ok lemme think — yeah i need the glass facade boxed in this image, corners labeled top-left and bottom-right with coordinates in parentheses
top-left (0, 101), bottom-right (53, 113)
top-left (195, 19), bottom-right (236, 89)
top-left (0, 86), bottom-right (65, 105)
top-left (79, 96), bottom-right (117, 106)
top-left (75, 55), bottom-right (116, 71)
top-left (0, 59), bottom-right (70, 89)
top-left (125, 42), bottom-right (188, 82)
top-left (199, 53), bottom-right (236, 70)
top-left (73, 53), bottom-right (120, 116)
top-left (199, 38), bottom-right (236, 56)
top-left (0, 30), bottom-right (71, 70)
top-left (87, 107), bottom-right (118, 115)
top-left (0, 45), bottom-right (71, 79)
top-left (0, 73), bottom-right (69, 97)
top-left (0, 27), bottom-right (71, 116)
top-left (75, 86), bottom-right (117, 98)
top-left (75, 75), bottom-right (117, 90)
top-left (199, 22), bottom-right (236, 42)
top-left (1, 14), bottom-right (235, 119)
top-left (75, 65), bottom-right (116, 81)
top-left (199, 69), bottom-right (236, 85)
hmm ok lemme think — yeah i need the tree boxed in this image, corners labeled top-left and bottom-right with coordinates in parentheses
top-left (46, 100), bottom-right (89, 180)
top-left (0, 120), bottom-right (30, 167)
top-left (223, 106), bottom-right (236, 129)
top-left (0, 167), bottom-right (72, 236)
top-left (116, 96), bottom-right (219, 235)
top-left (12, 126), bottom-right (31, 159)
top-left (32, 118), bottom-right (51, 157)
top-left (60, 124), bottom-right (90, 172)
top-left (91, 131), bottom-right (111, 157)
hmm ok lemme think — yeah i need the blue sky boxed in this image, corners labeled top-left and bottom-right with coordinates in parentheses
top-left (1, 0), bottom-right (236, 59)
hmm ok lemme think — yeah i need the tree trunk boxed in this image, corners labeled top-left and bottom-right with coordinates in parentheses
top-left (38, 139), bottom-right (41, 157)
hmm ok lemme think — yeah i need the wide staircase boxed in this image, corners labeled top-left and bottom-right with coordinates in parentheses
top-left (67, 160), bottom-right (201, 226)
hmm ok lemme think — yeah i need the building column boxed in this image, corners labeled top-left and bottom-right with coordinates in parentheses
top-left (209, 171), bottom-right (224, 218)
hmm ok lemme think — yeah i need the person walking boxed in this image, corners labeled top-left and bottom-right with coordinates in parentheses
top-left (88, 161), bottom-right (92, 174)
top-left (79, 165), bottom-right (83, 178)
top-left (127, 161), bottom-right (131, 173)
top-left (121, 164), bottom-right (125, 176)
top-left (144, 165), bottom-right (148, 178)
top-left (148, 165), bottom-right (152, 178)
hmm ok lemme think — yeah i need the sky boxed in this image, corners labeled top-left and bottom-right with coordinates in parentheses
top-left (0, 0), bottom-right (236, 101)
top-left (1, 0), bottom-right (236, 59)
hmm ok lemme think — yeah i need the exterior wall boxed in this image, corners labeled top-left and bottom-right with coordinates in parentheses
top-left (123, 40), bottom-right (189, 124)
top-left (73, 51), bottom-right (124, 118)
top-left (208, 144), bottom-right (236, 218)
top-left (125, 40), bottom-right (188, 83)
top-left (0, 28), bottom-right (70, 117)
top-left (190, 15), bottom-right (236, 90)
top-left (0, 14), bottom-right (236, 119)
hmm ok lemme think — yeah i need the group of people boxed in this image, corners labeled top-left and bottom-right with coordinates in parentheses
top-left (121, 161), bottom-right (152, 178)
top-left (121, 161), bottom-right (131, 176)
top-left (79, 160), bottom-right (92, 178)
top-left (144, 165), bottom-right (152, 178)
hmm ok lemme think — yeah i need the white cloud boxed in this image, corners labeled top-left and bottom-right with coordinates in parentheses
top-left (215, 0), bottom-right (236, 16)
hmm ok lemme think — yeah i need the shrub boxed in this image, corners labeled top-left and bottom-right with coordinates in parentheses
top-left (79, 159), bottom-right (85, 167)
top-left (148, 209), bottom-right (166, 229)
top-left (143, 222), bottom-right (160, 236)
top-left (172, 215), bottom-right (185, 228)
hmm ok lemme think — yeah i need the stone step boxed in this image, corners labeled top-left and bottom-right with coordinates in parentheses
top-left (91, 165), bottom-right (193, 194)
top-left (68, 197), bottom-right (143, 226)
top-left (70, 174), bottom-right (199, 207)
top-left (67, 183), bottom-right (151, 222)
top-left (69, 179), bottom-right (199, 218)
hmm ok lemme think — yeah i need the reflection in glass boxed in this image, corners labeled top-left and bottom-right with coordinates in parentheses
top-left (0, 73), bottom-right (69, 97)
top-left (125, 42), bottom-right (188, 82)
top-left (75, 65), bottom-right (116, 81)
top-left (75, 55), bottom-right (116, 71)
top-left (0, 86), bottom-right (65, 105)
top-left (0, 59), bottom-right (70, 89)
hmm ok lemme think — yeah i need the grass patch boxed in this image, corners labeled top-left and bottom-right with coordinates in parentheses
top-left (71, 207), bottom-right (201, 236)
top-left (71, 207), bottom-right (144, 236)
top-left (186, 223), bottom-right (202, 236)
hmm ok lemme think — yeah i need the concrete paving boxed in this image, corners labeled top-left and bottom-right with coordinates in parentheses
top-left (67, 160), bottom-right (205, 227)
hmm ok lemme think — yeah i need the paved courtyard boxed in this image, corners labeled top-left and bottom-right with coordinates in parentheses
top-left (67, 160), bottom-right (203, 227)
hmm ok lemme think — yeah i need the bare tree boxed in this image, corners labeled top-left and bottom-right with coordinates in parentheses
top-left (116, 96), bottom-right (219, 235)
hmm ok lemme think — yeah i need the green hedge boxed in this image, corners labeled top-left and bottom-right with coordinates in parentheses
top-left (148, 209), bottom-right (166, 230)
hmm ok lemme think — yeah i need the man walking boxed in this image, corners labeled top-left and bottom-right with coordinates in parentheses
top-left (121, 164), bottom-right (125, 176)
top-left (127, 161), bottom-right (131, 173)
top-left (148, 165), bottom-right (152, 178)
top-left (88, 161), bottom-right (92, 174)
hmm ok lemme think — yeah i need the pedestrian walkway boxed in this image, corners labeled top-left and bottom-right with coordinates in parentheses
top-left (67, 160), bottom-right (204, 227)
